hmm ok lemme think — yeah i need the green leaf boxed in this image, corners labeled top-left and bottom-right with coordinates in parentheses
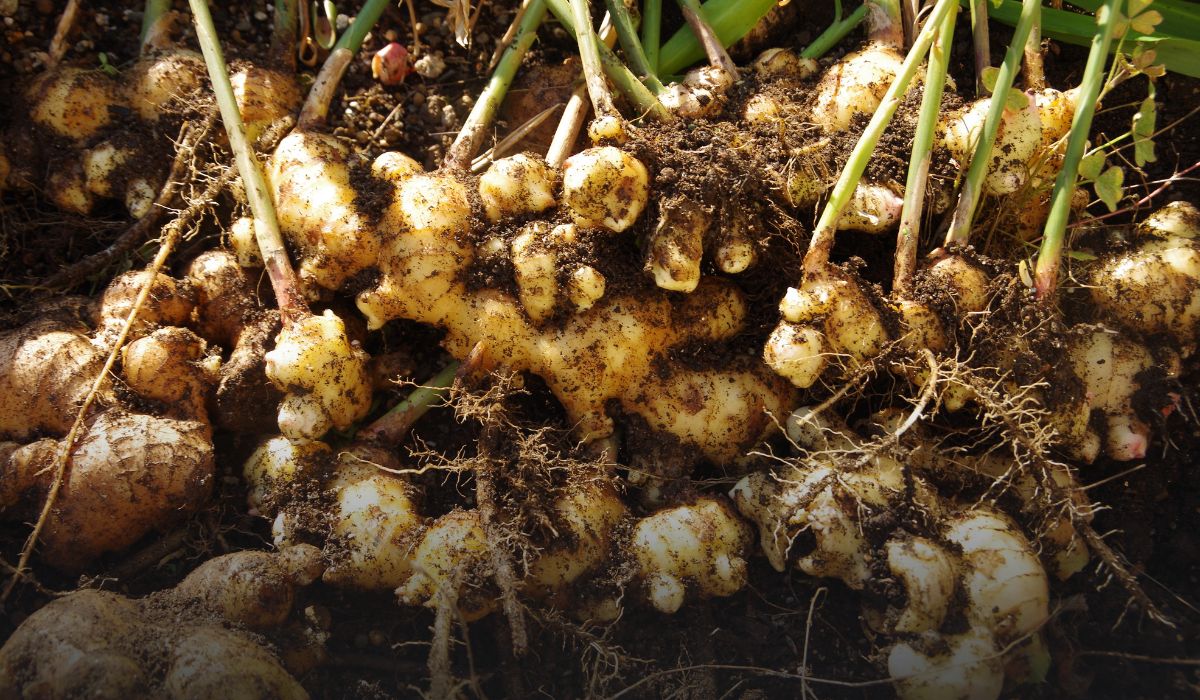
top-left (980, 66), bottom-right (1001, 93)
top-left (1128, 0), bottom-right (1155, 17)
top-left (1004, 88), bottom-right (1030, 110)
top-left (1112, 13), bottom-right (1131, 38)
top-left (1080, 150), bottom-right (1106, 180)
top-left (1131, 8), bottom-right (1164, 34)
top-left (1132, 93), bottom-right (1158, 166)
top-left (1095, 166), bottom-right (1125, 211)
top-left (1132, 44), bottom-right (1158, 69)
top-left (98, 52), bottom-right (120, 77)
top-left (989, 0), bottom-right (1200, 77)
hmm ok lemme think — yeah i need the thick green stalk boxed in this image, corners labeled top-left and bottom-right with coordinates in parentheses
top-left (643, 0), bottom-right (662, 73)
top-left (1035, 0), bottom-right (1123, 299)
top-left (805, 0), bottom-right (959, 273)
top-left (801, 3), bottom-right (869, 59)
top-left (605, 0), bottom-right (664, 92)
top-left (657, 0), bottom-right (776, 76)
top-left (446, 0), bottom-right (548, 170)
top-left (545, 0), bottom-right (670, 120)
top-left (189, 0), bottom-right (308, 323)
top-left (894, 0), bottom-right (957, 298)
top-left (943, 0), bottom-right (1041, 246)
top-left (299, 0), bottom-right (392, 127)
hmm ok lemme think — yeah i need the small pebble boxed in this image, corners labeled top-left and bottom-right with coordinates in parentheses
top-left (336, 13), bottom-right (349, 31)
top-left (94, 13), bottom-right (109, 27)
top-left (414, 52), bottom-right (445, 79)
top-left (384, 29), bottom-right (398, 42)
top-left (236, 17), bottom-right (251, 32)
top-left (254, 11), bottom-right (267, 21)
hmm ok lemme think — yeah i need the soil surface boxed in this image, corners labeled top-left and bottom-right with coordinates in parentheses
top-left (2, 1), bottom-right (1199, 699)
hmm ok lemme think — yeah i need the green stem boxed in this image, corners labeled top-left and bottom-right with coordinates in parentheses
top-left (943, 0), bottom-right (1041, 246)
top-left (895, 0), bottom-right (957, 298)
top-left (570, 0), bottom-right (620, 119)
top-left (866, 0), bottom-right (904, 47)
top-left (657, 0), bottom-right (776, 76)
top-left (545, 0), bottom-right (671, 120)
top-left (1024, 14), bottom-right (1045, 90)
top-left (804, 0), bottom-right (959, 274)
top-left (605, 0), bottom-right (665, 92)
top-left (139, 0), bottom-right (173, 52)
top-left (676, 0), bottom-right (738, 74)
top-left (801, 3), bottom-right (869, 59)
top-left (272, 0), bottom-right (298, 68)
top-left (298, 0), bottom-right (392, 128)
top-left (643, 0), bottom-right (662, 74)
top-left (334, 0), bottom-right (389, 52)
top-left (971, 0), bottom-right (992, 95)
top-left (1035, 0), bottom-right (1122, 300)
top-left (446, 0), bottom-right (548, 170)
top-left (358, 362), bottom-right (459, 444)
top-left (188, 0), bottom-right (308, 324)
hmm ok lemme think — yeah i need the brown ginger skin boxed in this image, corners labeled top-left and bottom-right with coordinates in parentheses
top-left (0, 546), bottom-right (322, 699)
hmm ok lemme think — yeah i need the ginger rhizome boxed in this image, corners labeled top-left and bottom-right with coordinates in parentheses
top-left (733, 408), bottom-right (1064, 699)
top-left (0, 271), bottom-right (216, 571)
top-left (0, 546), bottom-right (323, 699)
top-left (268, 130), bottom-right (794, 463)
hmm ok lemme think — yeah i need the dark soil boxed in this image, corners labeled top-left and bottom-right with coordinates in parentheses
top-left (2, 1), bottom-right (1200, 699)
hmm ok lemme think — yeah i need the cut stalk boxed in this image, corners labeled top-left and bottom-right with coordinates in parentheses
top-left (189, 0), bottom-right (308, 324)
top-left (676, 0), bottom-right (738, 75)
top-left (299, 0), bottom-right (392, 129)
top-left (643, 0), bottom-right (662, 74)
top-left (801, 3), bottom-right (869, 60)
top-left (605, 0), bottom-right (665, 92)
top-left (894, 1), bottom-right (958, 298)
top-left (971, 0), bottom-right (992, 94)
top-left (358, 362), bottom-right (459, 444)
top-left (445, 0), bottom-right (548, 170)
top-left (544, 0), bottom-right (670, 120)
top-left (546, 84), bottom-right (590, 167)
top-left (1034, 0), bottom-right (1123, 300)
top-left (804, 0), bottom-right (959, 274)
top-left (943, 0), bottom-right (1041, 247)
